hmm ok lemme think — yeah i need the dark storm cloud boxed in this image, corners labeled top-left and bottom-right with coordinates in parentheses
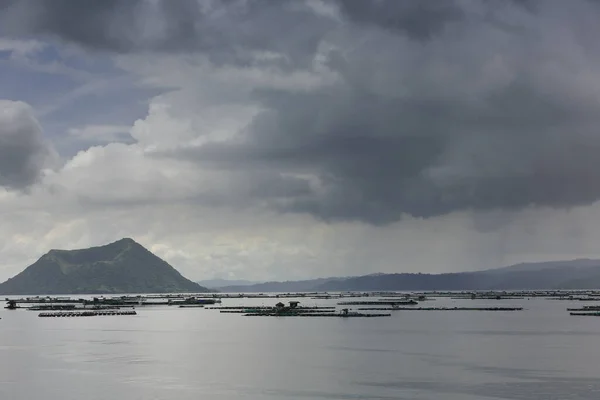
top-left (6, 0), bottom-right (600, 223)
top-left (333, 0), bottom-right (465, 40)
top-left (0, 0), bottom-right (196, 52)
top-left (0, 0), bottom-right (330, 67)
top-left (0, 101), bottom-right (53, 189)
top-left (167, 0), bottom-right (600, 224)
top-left (183, 77), bottom-right (600, 223)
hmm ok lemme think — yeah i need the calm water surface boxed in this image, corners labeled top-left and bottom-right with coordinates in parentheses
top-left (1, 296), bottom-right (599, 399)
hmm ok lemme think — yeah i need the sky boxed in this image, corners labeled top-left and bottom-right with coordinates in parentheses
top-left (2, 0), bottom-right (600, 282)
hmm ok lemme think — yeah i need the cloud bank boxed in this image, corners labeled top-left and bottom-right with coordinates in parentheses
top-left (0, 100), bottom-right (54, 189)
top-left (2, 0), bottom-right (600, 280)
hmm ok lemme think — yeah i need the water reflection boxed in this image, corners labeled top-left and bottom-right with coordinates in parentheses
top-left (0, 297), bottom-right (598, 399)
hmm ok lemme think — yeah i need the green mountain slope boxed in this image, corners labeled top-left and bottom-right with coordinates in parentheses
top-left (0, 238), bottom-right (208, 295)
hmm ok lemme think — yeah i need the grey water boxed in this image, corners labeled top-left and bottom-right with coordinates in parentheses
top-left (1, 296), bottom-right (599, 400)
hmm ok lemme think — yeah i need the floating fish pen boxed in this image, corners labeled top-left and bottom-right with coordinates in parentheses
top-left (169, 298), bottom-right (220, 306)
top-left (244, 312), bottom-right (391, 317)
top-left (570, 312), bottom-right (600, 316)
top-left (218, 302), bottom-right (337, 314)
top-left (221, 309), bottom-right (337, 314)
top-left (38, 310), bottom-right (138, 318)
top-left (358, 307), bottom-right (523, 311)
top-left (196, 293), bottom-right (319, 299)
top-left (84, 298), bottom-right (168, 306)
top-left (144, 293), bottom-right (222, 299)
top-left (451, 295), bottom-right (527, 300)
top-left (27, 304), bottom-right (77, 311)
top-left (380, 297), bottom-right (433, 302)
top-left (83, 305), bottom-right (128, 310)
top-left (207, 306), bottom-right (335, 310)
top-left (421, 291), bottom-right (584, 299)
top-left (87, 300), bottom-right (162, 306)
top-left (567, 298), bottom-right (600, 302)
top-left (7, 297), bottom-right (83, 304)
top-left (189, 292), bottom-right (377, 299)
top-left (338, 300), bottom-right (418, 306)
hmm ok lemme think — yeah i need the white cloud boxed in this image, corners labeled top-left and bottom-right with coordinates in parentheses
top-left (68, 124), bottom-right (133, 143)
top-left (0, 38), bottom-right (45, 59)
top-left (3, 173), bottom-right (600, 283)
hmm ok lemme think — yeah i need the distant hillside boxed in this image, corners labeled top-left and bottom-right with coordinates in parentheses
top-left (198, 278), bottom-right (258, 288)
top-left (217, 259), bottom-right (600, 292)
top-left (483, 259), bottom-right (600, 274)
top-left (218, 277), bottom-right (345, 293)
top-left (0, 238), bottom-right (209, 295)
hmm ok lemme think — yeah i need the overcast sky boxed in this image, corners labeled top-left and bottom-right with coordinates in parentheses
top-left (2, 0), bottom-right (600, 282)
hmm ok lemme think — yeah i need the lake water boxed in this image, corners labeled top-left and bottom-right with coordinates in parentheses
top-left (1, 296), bottom-right (599, 400)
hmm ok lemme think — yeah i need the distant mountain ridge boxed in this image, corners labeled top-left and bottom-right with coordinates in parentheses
top-left (217, 277), bottom-right (344, 293)
top-left (197, 278), bottom-right (259, 288)
top-left (0, 238), bottom-right (208, 295)
top-left (216, 259), bottom-right (600, 292)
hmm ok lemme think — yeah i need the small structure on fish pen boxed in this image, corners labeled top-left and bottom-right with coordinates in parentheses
top-left (5, 300), bottom-right (17, 310)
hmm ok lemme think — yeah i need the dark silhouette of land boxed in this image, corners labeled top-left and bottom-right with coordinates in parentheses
top-left (214, 259), bottom-right (600, 292)
top-left (0, 238), bottom-right (208, 295)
